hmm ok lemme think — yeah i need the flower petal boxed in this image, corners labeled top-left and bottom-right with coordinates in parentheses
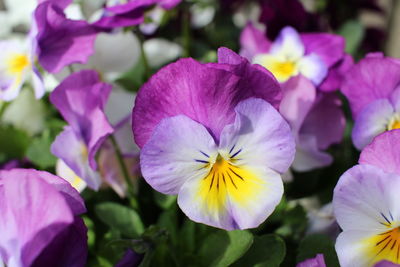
top-left (359, 129), bottom-right (400, 176)
top-left (298, 53), bottom-right (328, 85)
top-left (140, 115), bottom-right (217, 195)
top-left (239, 22), bottom-right (271, 60)
top-left (270, 26), bottom-right (304, 60)
top-left (219, 98), bottom-right (295, 174)
top-left (333, 164), bottom-right (400, 231)
top-left (352, 99), bottom-right (394, 150)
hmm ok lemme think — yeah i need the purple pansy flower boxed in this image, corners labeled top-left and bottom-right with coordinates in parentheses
top-left (297, 254), bottom-right (326, 267)
top-left (0, 168), bottom-right (87, 267)
top-left (375, 261), bottom-right (400, 267)
top-left (240, 24), bottom-right (346, 89)
top-left (133, 48), bottom-right (295, 230)
top-left (93, 0), bottom-right (181, 29)
top-left (34, 2), bottom-right (98, 73)
top-left (50, 70), bottom-right (114, 190)
top-left (333, 131), bottom-right (400, 266)
top-left (341, 53), bottom-right (400, 150)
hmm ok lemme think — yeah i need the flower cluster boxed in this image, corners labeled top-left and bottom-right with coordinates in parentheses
top-left (0, 0), bottom-right (399, 266)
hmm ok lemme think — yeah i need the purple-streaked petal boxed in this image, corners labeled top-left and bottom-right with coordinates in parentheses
top-left (219, 98), bottom-right (295, 174)
top-left (298, 53), bottom-right (328, 85)
top-left (239, 23), bottom-right (271, 60)
top-left (178, 98), bottom-right (292, 230)
top-left (319, 54), bottom-right (354, 92)
top-left (132, 52), bottom-right (281, 148)
top-left (359, 129), bottom-right (400, 176)
top-left (352, 99), bottom-right (394, 150)
top-left (333, 164), bottom-right (400, 231)
top-left (300, 93), bottom-right (346, 150)
top-left (297, 254), bottom-right (326, 267)
top-left (279, 75), bottom-right (316, 135)
top-left (51, 127), bottom-right (102, 190)
top-left (35, 3), bottom-right (98, 73)
top-left (140, 115), bottom-right (217, 195)
top-left (31, 217), bottom-right (87, 267)
top-left (341, 56), bottom-right (400, 118)
top-left (270, 26), bottom-right (304, 60)
top-left (50, 70), bottom-right (114, 170)
top-left (291, 134), bottom-right (333, 172)
top-left (301, 33), bottom-right (345, 68)
top-left (0, 169), bottom-right (74, 266)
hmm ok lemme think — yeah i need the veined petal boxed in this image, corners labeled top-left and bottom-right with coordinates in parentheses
top-left (178, 166), bottom-right (283, 230)
top-left (270, 26), bottom-right (305, 61)
top-left (140, 115), bottom-right (217, 195)
top-left (333, 164), bottom-right (400, 232)
top-left (298, 53), bottom-right (328, 85)
top-left (352, 99), bottom-right (394, 150)
top-left (219, 98), bottom-right (295, 174)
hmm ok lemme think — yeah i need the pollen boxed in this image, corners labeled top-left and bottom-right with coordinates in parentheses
top-left (7, 53), bottom-right (30, 75)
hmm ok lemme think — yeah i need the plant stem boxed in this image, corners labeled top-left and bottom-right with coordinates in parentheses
top-left (182, 2), bottom-right (191, 57)
top-left (109, 135), bottom-right (138, 209)
top-left (0, 101), bottom-right (10, 120)
top-left (136, 29), bottom-right (151, 79)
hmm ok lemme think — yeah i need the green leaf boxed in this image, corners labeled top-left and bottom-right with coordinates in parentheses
top-left (95, 202), bottom-right (145, 238)
top-left (0, 125), bottom-right (30, 162)
top-left (26, 131), bottom-right (57, 169)
top-left (153, 191), bottom-right (177, 210)
top-left (297, 234), bottom-right (340, 267)
top-left (337, 20), bottom-right (365, 55)
top-left (232, 234), bottom-right (286, 267)
top-left (198, 230), bottom-right (253, 267)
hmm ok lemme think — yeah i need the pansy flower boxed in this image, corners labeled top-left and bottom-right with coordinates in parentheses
top-left (240, 24), bottom-right (347, 89)
top-left (334, 130), bottom-right (400, 266)
top-left (0, 168), bottom-right (87, 267)
top-left (0, 38), bottom-right (44, 101)
top-left (297, 254), bottom-right (326, 267)
top-left (133, 48), bottom-right (295, 230)
top-left (50, 70), bottom-right (114, 190)
top-left (341, 53), bottom-right (400, 149)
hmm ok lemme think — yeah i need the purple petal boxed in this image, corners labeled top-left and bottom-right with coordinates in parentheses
top-left (239, 23), bottom-right (271, 60)
top-left (359, 129), bottom-right (400, 176)
top-left (51, 127), bottom-right (102, 190)
top-left (32, 67), bottom-right (45, 99)
top-left (50, 70), bottom-right (114, 170)
top-left (300, 93), bottom-right (345, 150)
top-left (297, 254), bottom-right (326, 267)
top-left (115, 249), bottom-right (143, 267)
top-left (279, 75), bottom-right (316, 135)
top-left (298, 53), bottom-right (328, 85)
top-left (341, 56), bottom-right (400, 118)
top-left (301, 33), bottom-right (345, 68)
top-left (291, 134), bottom-right (333, 172)
top-left (140, 115), bottom-right (217, 195)
top-left (352, 99), bottom-right (394, 150)
top-left (374, 261), bottom-right (400, 267)
top-left (35, 3), bottom-right (98, 73)
top-left (319, 54), bottom-right (354, 92)
top-left (0, 169), bottom-right (74, 266)
top-left (132, 51), bottom-right (281, 148)
top-left (159, 0), bottom-right (181, 9)
top-left (31, 217), bottom-right (87, 267)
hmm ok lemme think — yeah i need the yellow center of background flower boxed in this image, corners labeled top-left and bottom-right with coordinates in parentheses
top-left (388, 118), bottom-right (400, 131)
top-left (197, 154), bottom-right (265, 213)
top-left (260, 57), bottom-right (298, 83)
top-left (7, 53), bottom-right (30, 75)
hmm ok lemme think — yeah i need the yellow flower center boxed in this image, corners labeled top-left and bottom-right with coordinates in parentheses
top-left (257, 55), bottom-right (298, 83)
top-left (388, 116), bottom-right (400, 131)
top-left (7, 53), bottom-right (30, 74)
top-left (365, 226), bottom-right (400, 265)
top-left (197, 153), bottom-right (265, 213)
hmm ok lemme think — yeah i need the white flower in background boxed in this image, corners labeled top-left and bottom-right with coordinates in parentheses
top-left (144, 38), bottom-right (182, 67)
top-left (232, 1), bottom-right (263, 29)
top-left (3, 0), bottom-right (36, 30)
top-left (190, 3), bottom-right (215, 29)
top-left (2, 89), bottom-right (46, 136)
top-left (0, 38), bottom-right (44, 101)
top-left (140, 6), bottom-right (165, 35)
